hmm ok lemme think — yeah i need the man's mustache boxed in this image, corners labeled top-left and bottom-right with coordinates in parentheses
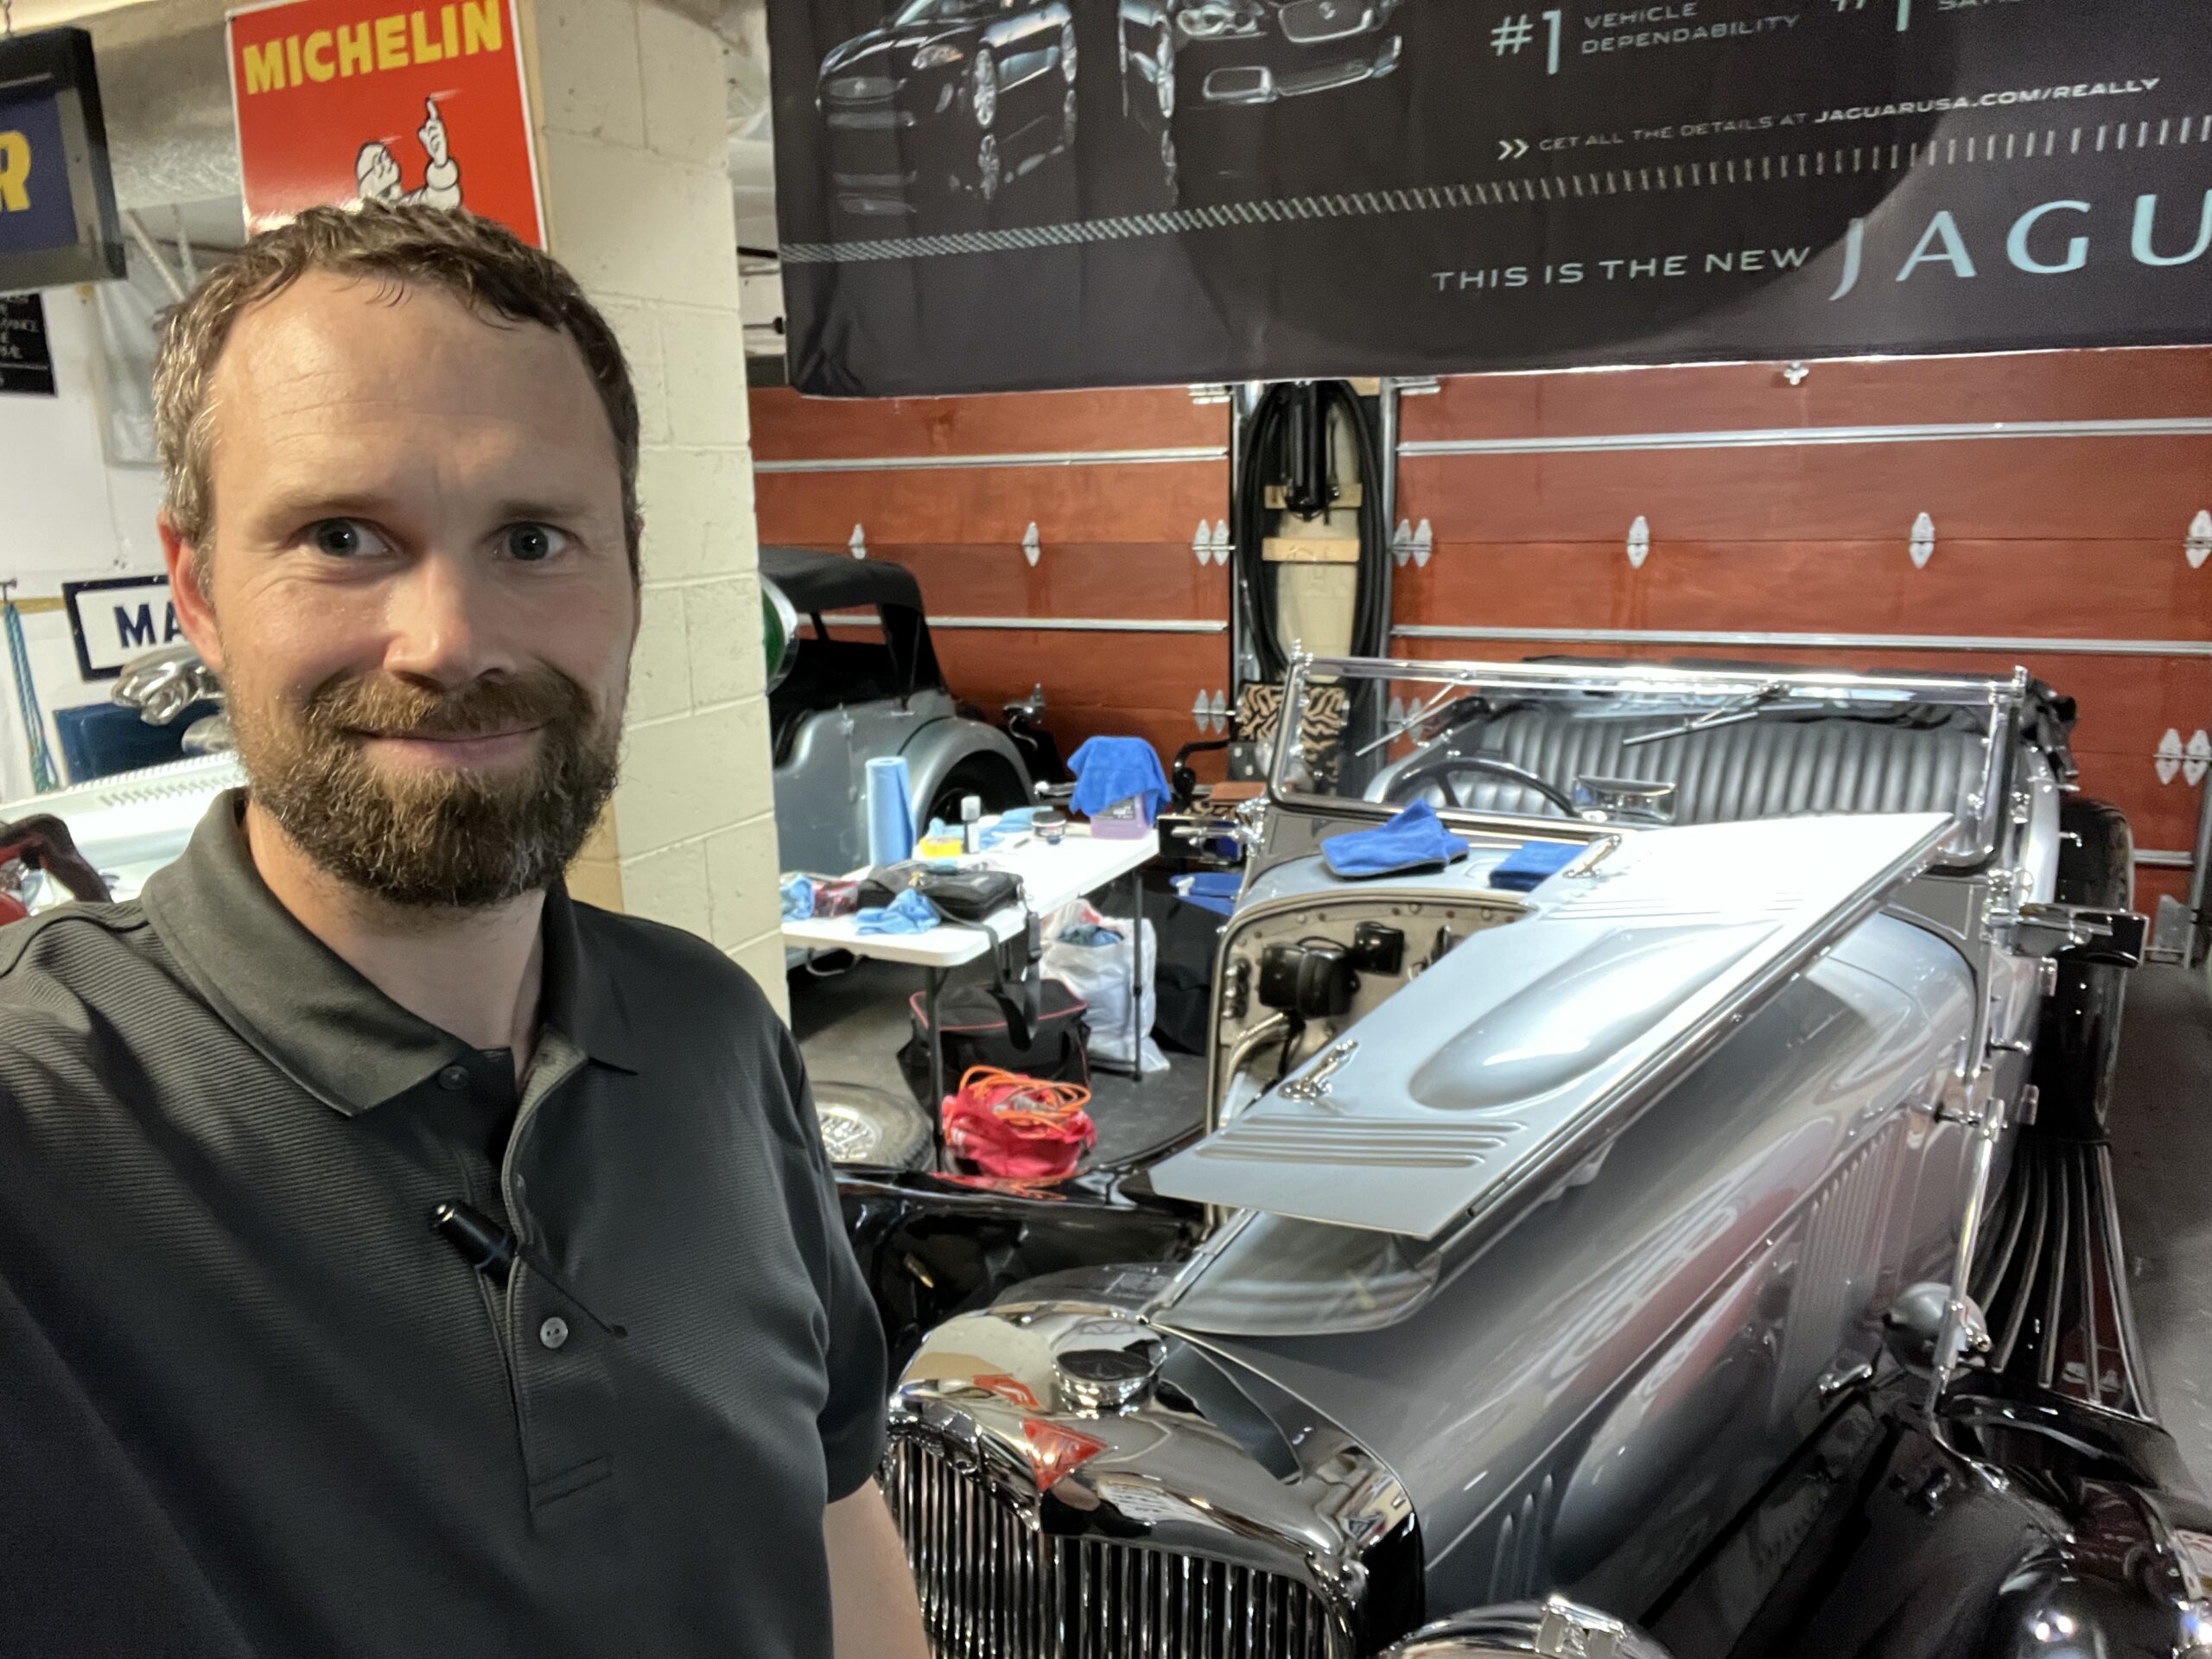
top-left (302, 670), bottom-right (594, 742)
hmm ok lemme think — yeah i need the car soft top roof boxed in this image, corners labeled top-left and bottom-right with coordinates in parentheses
top-left (760, 544), bottom-right (925, 615)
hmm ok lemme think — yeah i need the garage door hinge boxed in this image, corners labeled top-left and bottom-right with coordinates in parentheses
top-left (2153, 728), bottom-right (2209, 785)
top-left (2188, 509), bottom-right (2211, 569)
top-left (1909, 512), bottom-right (1936, 569)
top-left (1626, 515), bottom-right (1651, 569)
top-left (1391, 519), bottom-right (1433, 569)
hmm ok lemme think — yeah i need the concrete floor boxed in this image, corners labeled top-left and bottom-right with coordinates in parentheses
top-left (799, 957), bottom-right (2212, 1485)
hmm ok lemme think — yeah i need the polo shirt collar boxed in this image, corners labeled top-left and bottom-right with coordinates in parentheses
top-left (143, 791), bottom-right (639, 1117)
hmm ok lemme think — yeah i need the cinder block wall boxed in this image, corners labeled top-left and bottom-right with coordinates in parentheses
top-left (528, 0), bottom-right (788, 1014)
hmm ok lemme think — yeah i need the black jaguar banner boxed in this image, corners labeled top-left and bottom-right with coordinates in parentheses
top-left (766, 0), bottom-right (2212, 396)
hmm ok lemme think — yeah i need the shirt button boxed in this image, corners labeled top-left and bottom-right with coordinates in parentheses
top-left (436, 1065), bottom-right (471, 1092)
top-left (538, 1316), bottom-right (570, 1351)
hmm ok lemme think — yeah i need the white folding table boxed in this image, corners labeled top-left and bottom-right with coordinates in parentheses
top-left (781, 825), bottom-right (1160, 1112)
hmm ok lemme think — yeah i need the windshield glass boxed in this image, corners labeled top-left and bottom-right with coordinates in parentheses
top-left (1271, 656), bottom-right (2013, 862)
top-left (1159, 1211), bottom-right (1440, 1338)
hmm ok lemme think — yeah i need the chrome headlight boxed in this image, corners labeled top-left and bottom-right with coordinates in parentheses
top-left (1178, 2), bottom-right (1263, 37)
top-left (912, 41), bottom-right (966, 67)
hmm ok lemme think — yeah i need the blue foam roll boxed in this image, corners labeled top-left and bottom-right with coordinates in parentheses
top-left (865, 755), bottom-right (916, 868)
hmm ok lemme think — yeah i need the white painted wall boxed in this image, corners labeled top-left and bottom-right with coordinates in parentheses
top-left (0, 282), bottom-right (168, 803)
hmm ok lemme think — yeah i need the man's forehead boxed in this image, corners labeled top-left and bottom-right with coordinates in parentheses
top-left (206, 271), bottom-right (615, 476)
top-left (216, 271), bottom-right (586, 398)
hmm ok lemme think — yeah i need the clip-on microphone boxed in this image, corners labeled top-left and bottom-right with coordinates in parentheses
top-left (429, 1200), bottom-right (626, 1338)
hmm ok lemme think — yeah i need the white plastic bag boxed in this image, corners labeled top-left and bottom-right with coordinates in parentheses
top-left (1042, 901), bottom-right (1168, 1075)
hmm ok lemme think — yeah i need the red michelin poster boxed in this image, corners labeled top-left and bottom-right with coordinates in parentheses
top-left (226, 0), bottom-right (543, 245)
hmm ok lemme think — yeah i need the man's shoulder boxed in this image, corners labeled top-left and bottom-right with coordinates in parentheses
top-left (0, 900), bottom-right (160, 984)
top-left (0, 903), bottom-right (169, 1096)
top-left (568, 898), bottom-right (779, 1023)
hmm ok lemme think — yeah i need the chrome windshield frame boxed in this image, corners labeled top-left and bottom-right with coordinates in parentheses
top-left (1267, 654), bottom-right (2028, 869)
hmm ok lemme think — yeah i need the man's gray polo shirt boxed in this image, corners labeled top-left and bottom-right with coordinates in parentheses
top-left (0, 791), bottom-right (887, 1658)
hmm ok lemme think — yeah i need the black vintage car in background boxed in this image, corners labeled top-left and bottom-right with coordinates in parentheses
top-left (816, 0), bottom-right (1081, 208)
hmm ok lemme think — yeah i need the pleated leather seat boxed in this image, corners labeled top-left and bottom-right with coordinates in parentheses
top-left (1394, 709), bottom-right (1986, 825)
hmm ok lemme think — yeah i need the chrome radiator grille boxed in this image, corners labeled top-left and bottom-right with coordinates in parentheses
top-left (887, 1438), bottom-right (1346, 1659)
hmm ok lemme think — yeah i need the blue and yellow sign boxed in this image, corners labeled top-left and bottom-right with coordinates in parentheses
top-left (0, 28), bottom-right (124, 296)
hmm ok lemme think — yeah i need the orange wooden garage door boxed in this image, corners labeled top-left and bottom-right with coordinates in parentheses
top-left (749, 346), bottom-right (2212, 905)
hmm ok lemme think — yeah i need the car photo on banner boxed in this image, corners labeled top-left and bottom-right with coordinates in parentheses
top-left (1133, 0), bottom-right (1405, 113)
top-left (766, 0), bottom-right (2212, 397)
top-left (816, 0), bottom-right (1083, 212)
top-left (803, 0), bottom-right (1414, 225)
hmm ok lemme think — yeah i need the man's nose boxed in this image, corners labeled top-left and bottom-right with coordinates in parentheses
top-left (379, 554), bottom-right (518, 690)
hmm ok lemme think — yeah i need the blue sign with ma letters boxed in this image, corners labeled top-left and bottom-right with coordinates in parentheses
top-left (0, 28), bottom-right (124, 295)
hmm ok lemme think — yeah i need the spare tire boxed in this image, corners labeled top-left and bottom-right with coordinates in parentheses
top-left (813, 1082), bottom-right (935, 1171)
top-left (2031, 797), bottom-right (2133, 1135)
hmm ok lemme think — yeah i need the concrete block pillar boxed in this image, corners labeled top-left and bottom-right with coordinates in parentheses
top-left (522, 0), bottom-right (788, 1013)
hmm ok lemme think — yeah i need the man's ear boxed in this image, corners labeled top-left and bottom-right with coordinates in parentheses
top-left (159, 514), bottom-right (225, 675)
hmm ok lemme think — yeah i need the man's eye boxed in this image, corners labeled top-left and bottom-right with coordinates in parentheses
top-left (308, 519), bottom-right (392, 558)
top-left (503, 524), bottom-right (571, 563)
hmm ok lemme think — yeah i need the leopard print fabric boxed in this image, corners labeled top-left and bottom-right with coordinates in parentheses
top-left (1238, 681), bottom-right (1349, 790)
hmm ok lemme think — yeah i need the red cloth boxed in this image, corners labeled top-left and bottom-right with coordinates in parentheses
top-left (0, 893), bottom-right (24, 926)
top-left (940, 1067), bottom-right (1096, 1182)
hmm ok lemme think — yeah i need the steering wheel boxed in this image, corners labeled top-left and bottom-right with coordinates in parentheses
top-left (1387, 750), bottom-right (1580, 818)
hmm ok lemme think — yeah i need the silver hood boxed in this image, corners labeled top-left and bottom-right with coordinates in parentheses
top-left (1148, 811), bottom-right (1955, 1241)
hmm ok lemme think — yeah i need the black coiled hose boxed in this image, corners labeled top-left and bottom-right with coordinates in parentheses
top-left (1232, 381), bottom-right (1393, 684)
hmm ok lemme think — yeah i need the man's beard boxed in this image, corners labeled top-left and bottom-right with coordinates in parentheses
top-left (231, 667), bottom-right (620, 909)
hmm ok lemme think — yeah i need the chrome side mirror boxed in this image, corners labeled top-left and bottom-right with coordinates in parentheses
top-left (1381, 1596), bottom-right (1676, 1658)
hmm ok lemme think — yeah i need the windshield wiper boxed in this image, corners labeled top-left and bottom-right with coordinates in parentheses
top-left (1352, 686), bottom-right (1475, 760)
top-left (1618, 681), bottom-right (1791, 748)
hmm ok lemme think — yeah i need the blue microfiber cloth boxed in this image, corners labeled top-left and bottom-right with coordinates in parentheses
top-left (1322, 800), bottom-right (1471, 879)
top-left (779, 873), bottom-right (815, 921)
top-left (980, 806), bottom-right (1038, 850)
top-left (1067, 737), bottom-right (1171, 820)
top-left (1488, 841), bottom-right (1583, 892)
top-left (855, 887), bottom-right (938, 935)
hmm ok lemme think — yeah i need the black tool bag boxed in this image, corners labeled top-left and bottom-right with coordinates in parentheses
top-left (899, 979), bottom-right (1092, 1104)
top-left (912, 868), bottom-right (1049, 1046)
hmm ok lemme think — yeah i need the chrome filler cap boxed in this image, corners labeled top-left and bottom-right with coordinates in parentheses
top-left (1053, 1318), bottom-right (1165, 1412)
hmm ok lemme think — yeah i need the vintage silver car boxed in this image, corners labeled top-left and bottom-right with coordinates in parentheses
top-left (846, 654), bottom-right (2208, 1659)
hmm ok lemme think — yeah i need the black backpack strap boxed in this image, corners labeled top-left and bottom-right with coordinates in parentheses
top-left (936, 883), bottom-right (1045, 1049)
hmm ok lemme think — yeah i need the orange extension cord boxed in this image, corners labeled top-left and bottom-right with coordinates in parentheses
top-left (940, 1066), bottom-right (1097, 1181)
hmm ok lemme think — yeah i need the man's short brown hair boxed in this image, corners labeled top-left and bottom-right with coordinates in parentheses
top-left (154, 204), bottom-right (641, 573)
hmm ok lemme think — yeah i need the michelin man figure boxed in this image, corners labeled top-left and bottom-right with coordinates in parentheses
top-left (354, 99), bottom-right (461, 211)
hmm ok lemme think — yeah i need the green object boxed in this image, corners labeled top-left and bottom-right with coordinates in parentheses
top-left (761, 589), bottom-right (785, 674)
top-left (762, 578), bottom-right (800, 691)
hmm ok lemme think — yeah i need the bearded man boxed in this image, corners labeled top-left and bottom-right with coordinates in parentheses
top-left (0, 205), bottom-right (926, 1659)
